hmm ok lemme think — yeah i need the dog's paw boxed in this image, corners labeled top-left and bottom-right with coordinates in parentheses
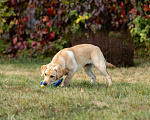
top-left (90, 78), bottom-right (95, 84)
top-left (60, 84), bottom-right (65, 87)
top-left (107, 82), bottom-right (112, 87)
top-left (90, 81), bottom-right (95, 84)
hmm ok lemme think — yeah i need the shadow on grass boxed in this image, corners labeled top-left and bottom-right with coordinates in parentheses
top-left (113, 82), bottom-right (133, 87)
top-left (67, 81), bottom-right (107, 89)
top-left (134, 59), bottom-right (150, 67)
top-left (67, 81), bottom-right (106, 88)
top-left (0, 57), bottom-right (51, 66)
top-left (66, 81), bottom-right (133, 89)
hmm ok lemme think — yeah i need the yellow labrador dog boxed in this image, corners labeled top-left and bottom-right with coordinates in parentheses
top-left (41, 44), bottom-right (115, 87)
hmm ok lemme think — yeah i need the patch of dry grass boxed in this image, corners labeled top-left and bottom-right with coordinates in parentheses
top-left (74, 61), bottom-right (150, 84)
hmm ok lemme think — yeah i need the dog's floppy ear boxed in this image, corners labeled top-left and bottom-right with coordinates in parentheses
top-left (41, 65), bottom-right (47, 76)
top-left (54, 65), bottom-right (65, 80)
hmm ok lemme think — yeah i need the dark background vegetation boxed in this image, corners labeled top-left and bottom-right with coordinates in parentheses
top-left (0, 0), bottom-right (150, 63)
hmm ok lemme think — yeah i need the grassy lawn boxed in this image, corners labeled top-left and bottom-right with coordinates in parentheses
top-left (0, 58), bottom-right (150, 120)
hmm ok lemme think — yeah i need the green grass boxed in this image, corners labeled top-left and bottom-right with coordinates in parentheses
top-left (0, 59), bottom-right (150, 120)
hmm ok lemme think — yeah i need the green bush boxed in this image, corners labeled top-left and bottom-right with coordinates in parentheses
top-left (0, 0), bottom-right (16, 55)
top-left (131, 16), bottom-right (150, 47)
top-left (130, 16), bottom-right (150, 57)
top-left (0, 0), bottom-right (16, 36)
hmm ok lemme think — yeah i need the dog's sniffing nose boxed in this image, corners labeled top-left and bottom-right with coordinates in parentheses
top-left (43, 82), bottom-right (47, 86)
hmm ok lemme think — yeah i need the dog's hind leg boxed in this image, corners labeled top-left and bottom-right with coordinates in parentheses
top-left (94, 60), bottom-right (112, 86)
top-left (91, 52), bottom-right (112, 86)
top-left (83, 64), bottom-right (96, 84)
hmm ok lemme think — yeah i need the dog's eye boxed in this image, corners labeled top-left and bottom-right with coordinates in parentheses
top-left (50, 75), bottom-right (54, 78)
top-left (45, 74), bottom-right (47, 76)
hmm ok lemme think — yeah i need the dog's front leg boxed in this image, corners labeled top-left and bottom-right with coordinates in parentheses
top-left (61, 70), bottom-right (75, 87)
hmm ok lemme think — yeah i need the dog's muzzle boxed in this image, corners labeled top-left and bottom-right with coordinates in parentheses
top-left (43, 82), bottom-right (47, 86)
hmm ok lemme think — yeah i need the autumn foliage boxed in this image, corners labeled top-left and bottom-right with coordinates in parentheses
top-left (0, 0), bottom-right (149, 58)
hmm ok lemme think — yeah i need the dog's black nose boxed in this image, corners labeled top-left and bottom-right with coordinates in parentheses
top-left (43, 82), bottom-right (47, 86)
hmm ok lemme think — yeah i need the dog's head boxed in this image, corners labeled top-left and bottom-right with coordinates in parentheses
top-left (41, 64), bottom-right (65, 86)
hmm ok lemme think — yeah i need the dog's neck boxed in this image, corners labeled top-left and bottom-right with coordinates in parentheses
top-left (50, 55), bottom-right (65, 69)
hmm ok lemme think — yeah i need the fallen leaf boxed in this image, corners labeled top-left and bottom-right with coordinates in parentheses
top-left (81, 88), bottom-right (84, 92)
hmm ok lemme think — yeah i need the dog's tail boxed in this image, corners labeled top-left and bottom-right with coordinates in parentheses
top-left (105, 60), bottom-right (116, 68)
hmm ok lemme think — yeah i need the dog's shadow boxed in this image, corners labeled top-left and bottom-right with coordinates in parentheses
top-left (66, 81), bottom-right (132, 89)
top-left (66, 81), bottom-right (107, 89)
